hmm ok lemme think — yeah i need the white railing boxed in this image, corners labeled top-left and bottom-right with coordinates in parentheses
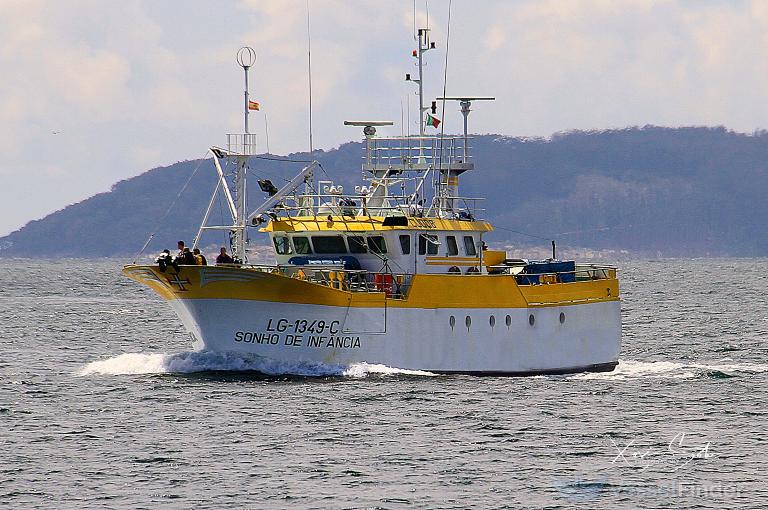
top-left (363, 135), bottom-right (473, 171)
top-left (226, 133), bottom-right (258, 155)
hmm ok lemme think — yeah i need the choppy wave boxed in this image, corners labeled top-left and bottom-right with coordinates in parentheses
top-left (573, 359), bottom-right (768, 380)
top-left (76, 351), bottom-right (436, 378)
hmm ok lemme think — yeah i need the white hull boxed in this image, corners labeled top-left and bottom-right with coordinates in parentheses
top-left (168, 299), bottom-right (621, 375)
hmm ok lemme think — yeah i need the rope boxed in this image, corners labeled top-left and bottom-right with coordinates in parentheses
top-left (493, 225), bottom-right (551, 242)
top-left (250, 154), bottom-right (315, 164)
top-left (131, 151), bottom-right (210, 263)
top-left (435, 0), bottom-right (452, 210)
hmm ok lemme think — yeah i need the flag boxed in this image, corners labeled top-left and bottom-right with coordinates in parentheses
top-left (248, 100), bottom-right (260, 111)
top-left (426, 113), bottom-right (440, 128)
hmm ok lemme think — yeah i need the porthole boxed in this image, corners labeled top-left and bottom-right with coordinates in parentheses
top-left (465, 316), bottom-right (472, 329)
top-left (528, 314), bottom-right (535, 326)
top-left (559, 312), bottom-right (566, 324)
top-left (489, 315), bottom-right (496, 328)
top-left (505, 315), bottom-right (512, 328)
top-left (449, 315), bottom-right (456, 329)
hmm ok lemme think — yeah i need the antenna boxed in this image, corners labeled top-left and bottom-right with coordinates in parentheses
top-left (405, 27), bottom-right (435, 136)
top-left (435, 96), bottom-right (495, 161)
top-left (264, 113), bottom-right (270, 154)
top-left (306, 0), bottom-right (314, 152)
top-left (236, 47), bottom-right (257, 134)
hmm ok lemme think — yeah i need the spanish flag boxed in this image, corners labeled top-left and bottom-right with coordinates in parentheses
top-left (248, 100), bottom-right (260, 111)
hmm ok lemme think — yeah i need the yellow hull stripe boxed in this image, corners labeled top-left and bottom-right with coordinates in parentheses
top-left (262, 216), bottom-right (493, 233)
top-left (123, 265), bottom-right (619, 309)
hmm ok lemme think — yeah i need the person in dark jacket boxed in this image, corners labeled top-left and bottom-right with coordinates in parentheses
top-left (181, 247), bottom-right (196, 265)
top-left (216, 247), bottom-right (234, 264)
top-left (155, 249), bottom-right (174, 272)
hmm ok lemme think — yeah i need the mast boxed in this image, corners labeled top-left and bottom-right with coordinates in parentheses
top-left (233, 47), bottom-right (257, 262)
top-left (407, 28), bottom-right (435, 137)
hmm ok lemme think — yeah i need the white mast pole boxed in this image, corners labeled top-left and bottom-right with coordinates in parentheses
top-left (244, 64), bottom-right (250, 134)
top-left (235, 47), bottom-right (257, 263)
top-left (417, 28), bottom-right (426, 137)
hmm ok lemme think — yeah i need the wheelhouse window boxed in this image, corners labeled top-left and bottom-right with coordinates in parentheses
top-left (273, 236), bottom-right (292, 255)
top-left (293, 236), bottom-right (312, 254)
top-left (419, 234), bottom-right (438, 255)
top-left (311, 236), bottom-right (347, 254)
top-left (446, 235), bottom-right (459, 256)
top-left (367, 236), bottom-right (387, 254)
top-left (399, 234), bottom-right (411, 255)
top-left (463, 235), bottom-right (477, 256)
top-left (347, 236), bottom-right (368, 254)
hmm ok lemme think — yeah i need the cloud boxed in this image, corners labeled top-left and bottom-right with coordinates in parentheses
top-left (1, 0), bottom-right (768, 236)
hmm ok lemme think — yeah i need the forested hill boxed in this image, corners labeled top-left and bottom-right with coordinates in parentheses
top-left (3, 126), bottom-right (768, 258)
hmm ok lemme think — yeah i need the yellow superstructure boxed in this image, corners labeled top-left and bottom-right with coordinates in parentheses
top-left (262, 216), bottom-right (493, 233)
top-left (123, 264), bottom-right (619, 309)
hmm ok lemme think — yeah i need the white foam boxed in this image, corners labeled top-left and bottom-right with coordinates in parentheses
top-left (573, 359), bottom-right (768, 380)
top-left (341, 362), bottom-right (436, 378)
top-left (76, 351), bottom-right (436, 378)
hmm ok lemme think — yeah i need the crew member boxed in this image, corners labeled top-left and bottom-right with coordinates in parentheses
top-left (216, 247), bottom-right (234, 264)
top-left (155, 249), bottom-right (173, 272)
top-left (193, 248), bottom-right (208, 265)
top-left (181, 247), bottom-right (196, 265)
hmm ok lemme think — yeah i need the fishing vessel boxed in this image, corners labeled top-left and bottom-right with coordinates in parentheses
top-left (123, 30), bottom-right (621, 375)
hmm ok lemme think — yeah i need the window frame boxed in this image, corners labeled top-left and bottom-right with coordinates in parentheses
top-left (292, 236), bottom-right (313, 254)
top-left (419, 234), bottom-right (438, 255)
top-left (399, 234), bottom-right (411, 255)
top-left (273, 236), bottom-right (293, 255)
top-left (311, 235), bottom-right (348, 254)
top-left (346, 236), bottom-right (368, 254)
top-left (463, 235), bottom-right (477, 256)
top-left (446, 235), bottom-right (459, 256)
top-left (367, 235), bottom-right (388, 254)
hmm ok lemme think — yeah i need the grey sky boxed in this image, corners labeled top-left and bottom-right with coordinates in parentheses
top-left (2, 0), bottom-right (766, 236)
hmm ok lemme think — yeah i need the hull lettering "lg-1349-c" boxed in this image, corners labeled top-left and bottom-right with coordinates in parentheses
top-left (266, 318), bottom-right (341, 335)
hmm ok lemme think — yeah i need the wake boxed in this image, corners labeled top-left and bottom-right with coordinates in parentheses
top-left (76, 351), bottom-right (436, 378)
top-left (573, 359), bottom-right (768, 380)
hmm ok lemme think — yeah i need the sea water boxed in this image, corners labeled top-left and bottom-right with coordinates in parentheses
top-left (1, 258), bottom-right (766, 509)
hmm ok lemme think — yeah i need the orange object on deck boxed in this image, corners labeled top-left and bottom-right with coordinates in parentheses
top-left (374, 273), bottom-right (394, 296)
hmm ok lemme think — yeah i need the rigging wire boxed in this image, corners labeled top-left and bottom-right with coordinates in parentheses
top-left (250, 154), bottom-right (315, 164)
top-left (435, 0), bottom-right (452, 211)
top-left (218, 189), bottom-right (227, 246)
top-left (131, 150), bottom-right (211, 263)
top-left (492, 225), bottom-right (552, 242)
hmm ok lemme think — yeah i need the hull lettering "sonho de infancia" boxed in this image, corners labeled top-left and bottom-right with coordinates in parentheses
top-left (234, 331), bottom-right (361, 349)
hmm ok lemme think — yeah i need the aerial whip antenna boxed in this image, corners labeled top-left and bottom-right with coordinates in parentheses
top-left (439, 0), bottom-right (451, 144)
top-left (264, 113), bottom-right (270, 154)
top-left (307, 0), bottom-right (314, 153)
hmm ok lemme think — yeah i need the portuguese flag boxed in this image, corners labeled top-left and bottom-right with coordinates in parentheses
top-left (426, 113), bottom-right (440, 128)
top-left (248, 100), bottom-right (260, 111)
